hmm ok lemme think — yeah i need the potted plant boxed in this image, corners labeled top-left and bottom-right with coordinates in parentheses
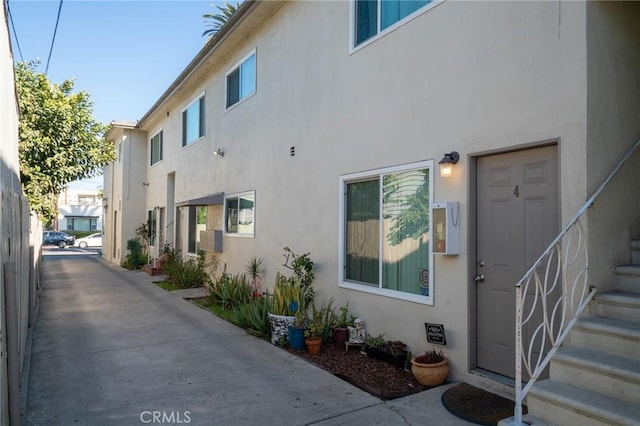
top-left (334, 303), bottom-right (356, 348)
top-left (287, 304), bottom-right (307, 350)
top-left (365, 335), bottom-right (409, 369)
top-left (268, 273), bottom-right (303, 345)
top-left (410, 347), bottom-right (449, 387)
top-left (304, 315), bottom-right (324, 355)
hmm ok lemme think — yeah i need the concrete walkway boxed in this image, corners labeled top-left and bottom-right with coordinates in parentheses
top-left (25, 253), bottom-right (474, 425)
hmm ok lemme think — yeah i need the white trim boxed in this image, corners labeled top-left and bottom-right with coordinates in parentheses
top-left (223, 190), bottom-right (256, 238)
top-left (225, 48), bottom-right (257, 111)
top-left (349, 0), bottom-right (445, 54)
top-left (338, 160), bottom-right (434, 305)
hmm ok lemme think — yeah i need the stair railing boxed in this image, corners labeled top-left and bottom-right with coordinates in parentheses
top-left (512, 139), bottom-right (640, 424)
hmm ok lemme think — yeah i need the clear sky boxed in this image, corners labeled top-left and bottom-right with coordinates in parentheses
top-left (7, 0), bottom-right (222, 189)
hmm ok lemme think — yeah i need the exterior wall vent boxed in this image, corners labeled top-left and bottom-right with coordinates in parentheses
top-left (290, 146), bottom-right (295, 156)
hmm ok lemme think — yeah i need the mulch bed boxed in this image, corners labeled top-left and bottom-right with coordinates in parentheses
top-left (287, 343), bottom-right (426, 400)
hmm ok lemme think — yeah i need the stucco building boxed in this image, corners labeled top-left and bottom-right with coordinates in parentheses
top-left (103, 1), bottom-right (640, 423)
top-left (57, 186), bottom-right (103, 232)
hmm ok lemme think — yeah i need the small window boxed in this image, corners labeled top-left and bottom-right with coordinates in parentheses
top-left (224, 191), bottom-right (255, 236)
top-left (226, 50), bottom-right (256, 109)
top-left (340, 161), bottom-right (433, 304)
top-left (354, 0), bottom-right (436, 47)
top-left (150, 130), bottom-right (163, 165)
top-left (182, 95), bottom-right (205, 146)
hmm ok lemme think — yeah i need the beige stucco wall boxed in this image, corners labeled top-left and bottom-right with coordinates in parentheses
top-left (103, 128), bottom-right (148, 264)
top-left (585, 1), bottom-right (640, 291)
top-left (134, 0), bottom-right (593, 387)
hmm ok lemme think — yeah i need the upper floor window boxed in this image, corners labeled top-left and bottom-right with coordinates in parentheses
top-left (224, 191), bottom-right (255, 237)
top-left (226, 50), bottom-right (256, 109)
top-left (150, 130), bottom-right (163, 165)
top-left (354, 0), bottom-right (434, 47)
top-left (182, 95), bottom-right (205, 146)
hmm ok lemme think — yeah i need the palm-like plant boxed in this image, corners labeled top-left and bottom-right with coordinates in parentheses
top-left (202, 2), bottom-right (242, 38)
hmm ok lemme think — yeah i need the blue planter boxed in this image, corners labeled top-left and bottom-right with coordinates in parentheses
top-left (288, 326), bottom-right (305, 350)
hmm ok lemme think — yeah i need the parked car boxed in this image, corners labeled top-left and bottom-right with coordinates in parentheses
top-left (43, 231), bottom-right (75, 248)
top-left (75, 233), bottom-right (102, 248)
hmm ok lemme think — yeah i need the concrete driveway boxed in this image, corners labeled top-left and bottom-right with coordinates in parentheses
top-left (24, 253), bottom-right (471, 425)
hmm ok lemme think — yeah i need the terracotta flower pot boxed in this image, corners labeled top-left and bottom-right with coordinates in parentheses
top-left (410, 357), bottom-right (449, 387)
top-left (305, 336), bottom-right (322, 355)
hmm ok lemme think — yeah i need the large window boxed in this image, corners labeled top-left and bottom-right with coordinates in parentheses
top-left (354, 0), bottom-right (435, 47)
top-left (224, 191), bottom-right (255, 236)
top-left (66, 217), bottom-right (98, 231)
top-left (182, 95), bottom-right (205, 146)
top-left (188, 206), bottom-right (207, 253)
top-left (150, 130), bottom-right (163, 165)
top-left (226, 50), bottom-right (256, 109)
top-left (340, 161), bottom-right (433, 304)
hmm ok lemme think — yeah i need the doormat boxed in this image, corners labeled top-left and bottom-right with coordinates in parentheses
top-left (441, 383), bottom-right (526, 426)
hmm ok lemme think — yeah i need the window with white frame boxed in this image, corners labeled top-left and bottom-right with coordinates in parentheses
top-left (226, 50), bottom-right (256, 109)
top-left (354, 0), bottom-right (436, 47)
top-left (66, 217), bottom-right (98, 231)
top-left (224, 191), bottom-right (255, 236)
top-left (182, 95), bottom-right (205, 146)
top-left (150, 130), bottom-right (163, 165)
top-left (340, 161), bottom-right (433, 303)
top-left (188, 205), bottom-right (207, 253)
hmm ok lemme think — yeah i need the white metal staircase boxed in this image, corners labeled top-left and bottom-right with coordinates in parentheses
top-left (526, 240), bottom-right (640, 425)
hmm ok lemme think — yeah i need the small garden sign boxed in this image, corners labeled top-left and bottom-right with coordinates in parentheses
top-left (425, 323), bottom-right (447, 346)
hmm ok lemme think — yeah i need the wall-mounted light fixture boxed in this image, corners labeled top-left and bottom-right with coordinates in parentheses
top-left (214, 148), bottom-right (224, 157)
top-left (142, 182), bottom-right (150, 187)
top-left (438, 151), bottom-right (459, 178)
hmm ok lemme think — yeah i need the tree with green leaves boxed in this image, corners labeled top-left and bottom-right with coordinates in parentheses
top-left (15, 61), bottom-right (115, 225)
top-left (202, 2), bottom-right (242, 38)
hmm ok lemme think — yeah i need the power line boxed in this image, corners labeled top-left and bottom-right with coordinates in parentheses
top-left (45, 0), bottom-right (64, 75)
top-left (6, 0), bottom-right (24, 63)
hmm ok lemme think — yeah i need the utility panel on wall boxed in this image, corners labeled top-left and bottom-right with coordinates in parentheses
top-left (432, 202), bottom-right (459, 255)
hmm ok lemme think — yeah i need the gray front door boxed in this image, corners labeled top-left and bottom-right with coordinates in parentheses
top-left (476, 145), bottom-right (559, 378)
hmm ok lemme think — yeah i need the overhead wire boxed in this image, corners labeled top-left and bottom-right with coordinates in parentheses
top-left (6, 0), bottom-right (25, 63)
top-left (45, 0), bottom-right (64, 75)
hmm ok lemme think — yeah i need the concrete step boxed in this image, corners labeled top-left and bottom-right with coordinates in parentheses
top-left (527, 380), bottom-right (640, 426)
top-left (615, 265), bottom-right (640, 293)
top-left (594, 290), bottom-right (640, 322)
top-left (631, 240), bottom-right (640, 265)
top-left (551, 346), bottom-right (640, 405)
top-left (570, 316), bottom-right (640, 358)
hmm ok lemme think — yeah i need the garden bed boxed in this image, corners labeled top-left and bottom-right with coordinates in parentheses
top-left (287, 344), bottom-right (426, 400)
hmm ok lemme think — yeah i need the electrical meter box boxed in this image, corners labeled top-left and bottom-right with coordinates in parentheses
top-left (432, 202), bottom-right (459, 255)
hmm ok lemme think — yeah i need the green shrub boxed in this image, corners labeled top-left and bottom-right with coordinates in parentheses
top-left (168, 256), bottom-right (205, 289)
top-left (206, 273), bottom-right (252, 309)
top-left (233, 294), bottom-right (271, 338)
top-left (282, 247), bottom-right (315, 309)
top-left (123, 239), bottom-right (144, 269)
